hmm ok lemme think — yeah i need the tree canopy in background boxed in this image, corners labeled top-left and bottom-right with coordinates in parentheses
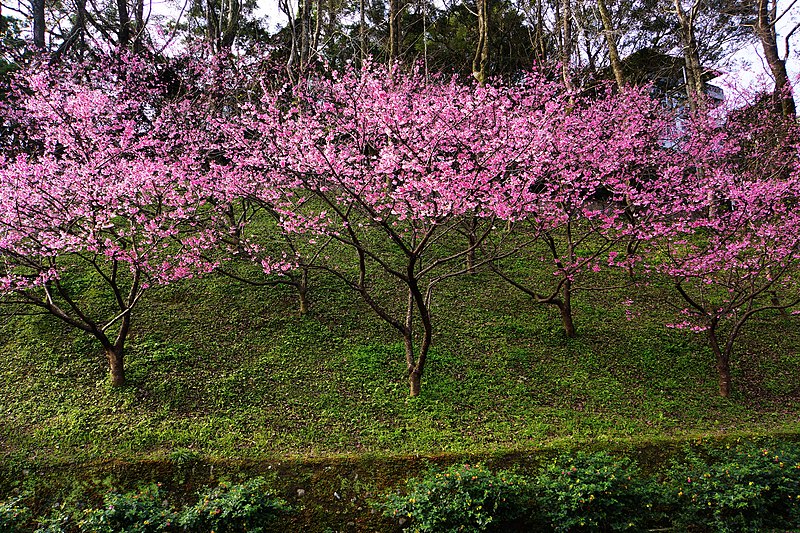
top-left (2, 0), bottom-right (797, 103)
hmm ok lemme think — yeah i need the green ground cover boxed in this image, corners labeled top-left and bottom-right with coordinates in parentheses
top-left (0, 239), bottom-right (798, 530)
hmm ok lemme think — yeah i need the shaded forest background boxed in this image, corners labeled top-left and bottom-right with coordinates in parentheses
top-left (1, 0), bottom-right (798, 112)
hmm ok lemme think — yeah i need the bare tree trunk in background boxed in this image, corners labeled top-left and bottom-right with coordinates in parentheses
top-left (472, 0), bottom-right (489, 84)
top-left (133, 0), bottom-right (144, 51)
top-left (282, 0), bottom-right (297, 78)
top-left (282, 0), bottom-right (304, 80)
top-left (597, 0), bottom-right (624, 89)
top-left (560, 0), bottom-right (574, 91)
top-left (312, 0), bottom-right (322, 58)
top-left (299, 0), bottom-right (310, 67)
top-left (205, 0), bottom-right (240, 52)
top-left (220, 0), bottom-right (240, 48)
top-left (360, 0), bottom-right (366, 64)
top-left (205, 0), bottom-right (219, 47)
top-left (52, 0), bottom-right (88, 60)
top-left (674, 0), bottom-right (705, 111)
top-left (292, 0), bottom-right (319, 71)
top-left (533, 0), bottom-right (547, 64)
top-left (755, 0), bottom-right (796, 117)
top-left (32, 0), bottom-right (46, 49)
top-left (389, 0), bottom-right (400, 63)
top-left (117, 0), bottom-right (131, 47)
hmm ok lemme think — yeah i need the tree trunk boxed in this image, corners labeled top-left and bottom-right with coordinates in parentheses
top-left (286, 5), bottom-right (298, 81)
top-left (51, 0), bottom-right (87, 60)
top-left (219, 0), bottom-right (241, 49)
top-left (674, 0), bottom-right (704, 111)
top-left (404, 320), bottom-right (421, 396)
top-left (409, 369), bottom-right (421, 396)
top-left (707, 327), bottom-right (731, 397)
top-left (407, 332), bottom-right (430, 397)
top-left (117, 0), bottom-right (130, 47)
top-left (312, 0), bottom-right (322, 60)
top-left (534, 0), bottom-right (546, 64)
top-left (755, 0), bottom-right (796, 117)
top-left (625, 234), bottom-right (640, 279)
top-left (404, 279), bottom-right (432, 397)
top-left (297, 270), bottom-right (309, 316)
top-left (32, 0), bottom-right (46, 49)
top-left (466, 246), bottom-right (476, 274)
top-left (108, 282), bottom-right (134, 387)
top-left (557, 303), bottom-right (575, 338)
top-left (560, 0), bottom-right (574, 91)
top-left (597, 0), bottom-right (624, 89)
top-left (359, 0), bottom-right (366, 65)
top-left (558, 280), bottom-right (576, 337)
top-left (472, 0), bottom-right (489, 84)
top-left (465, 219), bottom-right (478, 274)
top-left (105, 346), bottom-right (126, 387)
top-left (299, 0), bottom-right (310, 69)
top-left (205, 0), bottom-right (221, 51)
top-left (388, 0), bottom-right (400, 64)
top-left (133, 0), bottom-right (144, 52)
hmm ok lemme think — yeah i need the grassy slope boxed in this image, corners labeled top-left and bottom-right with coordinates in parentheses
top-left (2, 237), bottom-right (799, 530)
top-left (1, 242), bottom-right (798, 469)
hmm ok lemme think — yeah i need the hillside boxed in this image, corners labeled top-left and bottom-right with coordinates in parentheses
top-left (2, 253), bottom-right (798, 464)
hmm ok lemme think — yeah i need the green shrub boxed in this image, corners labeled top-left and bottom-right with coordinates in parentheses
top-left (178, 477), bottom-right (291, 533)
top-left (76, 484), bottom-right (177, 533)
top-left (662, 442), bottom-right (800, 532)
top-left (535, 451), bottom-right (654, 532)
top-left (0, 496), bottom-right (30, 532)
top-left (381, 463), bottom-right (529, 532)
top-left (33, 502), bottom-right (73, 533)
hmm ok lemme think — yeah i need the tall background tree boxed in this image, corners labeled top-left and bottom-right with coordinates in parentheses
top-left (753, 0), bottom-right (797, 117)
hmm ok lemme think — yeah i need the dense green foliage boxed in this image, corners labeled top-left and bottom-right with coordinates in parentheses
top-left (75, 484), bottom-right (176, 533)
top-left (5, 480), bottom-right (287, 532)
top-left (4, 445), bottom-right (800, 531)
top-left (0, 496), bottom-right (29, 532)
top-left (535, 452), bottom-right (653, 531)
top-left (178, 478), bottom-right (290, 532)
top-left (381, 463), bottom-right (528, 532)
top-left (381, 447), bottom-right (800, 532)
top-left (661, 442), bottom-right (800, 532)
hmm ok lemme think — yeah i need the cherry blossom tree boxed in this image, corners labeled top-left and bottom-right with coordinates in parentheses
top-left (0, 55), bottom-right (218, 386)
top-left (217, 64), bottom-right (711, 395)
top-left (201, 194), bottom-right (323, 317)
top-left (154, 53), bottom-right (318, 317)
top-left (487, 86), bottom-right (671, 337)
top-left (638, 108), bottom-right (800, 397)
top-left (219, 65), bottom-right (566, 396)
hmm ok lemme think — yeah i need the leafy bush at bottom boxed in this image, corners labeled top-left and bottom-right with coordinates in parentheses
top-left (0, 496), bottom-right (30, 532)
top-left (178, 477), bottom-right (291, 533)
top-left (76, 484), bottom-right (177, 533)
top-left (662, 442), bottom-right (800, 532)
top-left (381, 463), bottom-right (530, 532)
top-left (535, 451), bottom-right (654, 532)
